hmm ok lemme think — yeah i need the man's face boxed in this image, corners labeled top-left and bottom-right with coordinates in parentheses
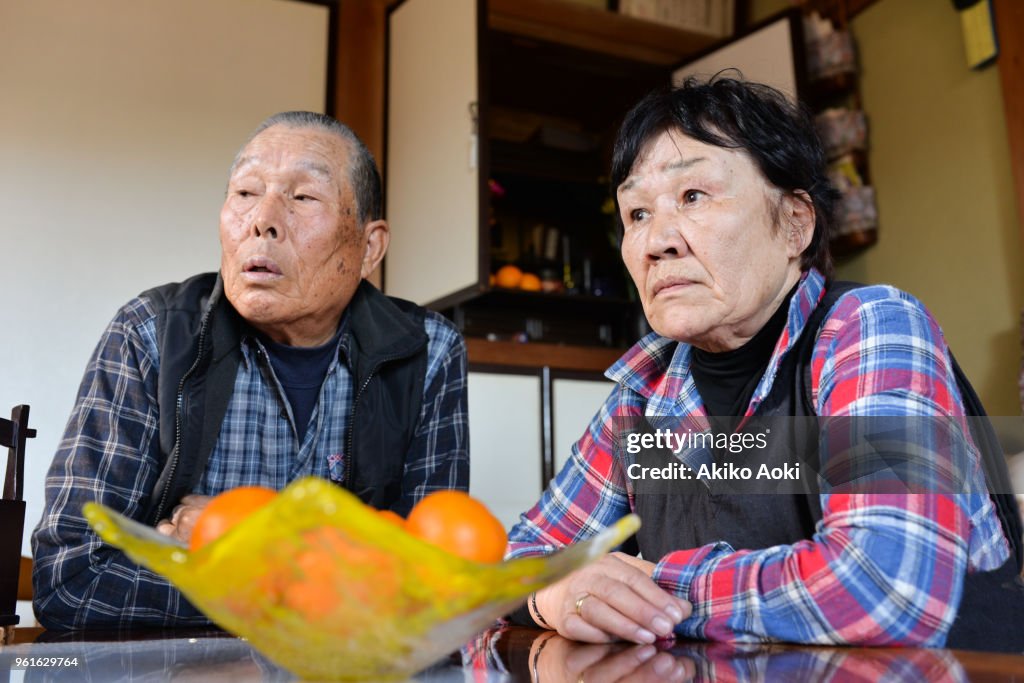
top-left (617, 129), bottom-right (807, 352)
top-left (220, 125), bottom-right (366, 346)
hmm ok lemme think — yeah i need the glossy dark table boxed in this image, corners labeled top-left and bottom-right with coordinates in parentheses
top-left (2, 625), bottom-right (1023, 682)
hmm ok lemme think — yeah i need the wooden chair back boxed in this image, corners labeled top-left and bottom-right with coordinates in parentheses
top-left (1, 405), bottom-right (36, 627)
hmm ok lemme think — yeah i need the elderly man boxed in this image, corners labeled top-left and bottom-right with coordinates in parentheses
top-left (508, 77), bottom-right (1023, 652)
top-left (32, 111), bottom-right (468, 630)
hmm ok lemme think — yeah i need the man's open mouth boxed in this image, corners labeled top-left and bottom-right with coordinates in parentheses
top-left (243, 256), bottom-right (282, 275)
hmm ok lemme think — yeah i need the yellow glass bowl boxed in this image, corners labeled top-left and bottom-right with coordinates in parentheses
top-left (84, 477), bottom-right (640, 681)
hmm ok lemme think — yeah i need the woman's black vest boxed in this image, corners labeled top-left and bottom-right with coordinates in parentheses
top-left (630, 281), bottom-right (1024, 652)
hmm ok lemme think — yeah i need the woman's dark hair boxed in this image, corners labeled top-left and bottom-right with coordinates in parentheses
top-left (611, 75), bottom-right (839, 277)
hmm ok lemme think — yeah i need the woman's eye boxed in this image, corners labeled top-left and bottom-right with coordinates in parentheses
top-left (629, 208), bottom-right (651, 222)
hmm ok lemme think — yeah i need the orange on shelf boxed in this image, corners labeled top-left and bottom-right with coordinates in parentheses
top-left (519, 273), bottom-right (542, 291)
top-left (493, 264), bottom-right (523, 289)
top-left (405, 491), bottom-right (507, 564)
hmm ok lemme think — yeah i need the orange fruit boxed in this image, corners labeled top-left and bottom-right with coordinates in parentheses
top-left (494, 265), bottom-right (523, 289)
top-left (189, 486), bottom-right (278, 551)
top-left (378, 509), bottom-right (405, 527)
top-left (405, 491), bottom-right (507, 563)
top-left (519, 273), bottom-right (542, 291)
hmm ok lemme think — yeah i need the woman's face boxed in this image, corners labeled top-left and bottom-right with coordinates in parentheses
top-left (617, 129), bottom-right (812, 352)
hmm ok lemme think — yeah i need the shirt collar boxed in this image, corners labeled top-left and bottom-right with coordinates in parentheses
top-left (607, 269), bottom-right (828, 418)
top-left (240, 308), bottom-right (351, 370)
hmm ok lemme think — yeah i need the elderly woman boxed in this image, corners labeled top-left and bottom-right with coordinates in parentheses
top-left (507, 77), bottom-right (1022, 652)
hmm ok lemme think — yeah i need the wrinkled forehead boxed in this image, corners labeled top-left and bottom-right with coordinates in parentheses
top-left (232, 124), bottom-right (352, 182)
top-left (618, 128), bottom-right (750, 192)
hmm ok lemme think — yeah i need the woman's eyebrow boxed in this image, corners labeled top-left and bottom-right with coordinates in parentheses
top-left (619, 156), bottom-right (708, 193)
top-left (665, 156), bottom-right (708, 174)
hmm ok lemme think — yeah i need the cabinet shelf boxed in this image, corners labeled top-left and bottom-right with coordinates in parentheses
top-left (466, 337), bottom-right (625, 372)
top-left (477, 287), bottom-right (634, 311)
top-left (488, 0), bottom-right (722, 65)
top-left (448, 287), bottom-right (641, 350)
top-left (490, 139), bottom-right (605, 184)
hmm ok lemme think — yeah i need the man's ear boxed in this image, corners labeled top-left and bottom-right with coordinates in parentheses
top-left (784, 190), bottom-right (815, 258)
top-left (360, 219), bottom-right (389, 279)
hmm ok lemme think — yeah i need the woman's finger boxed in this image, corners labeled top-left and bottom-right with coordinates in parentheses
top-left (581, 564), bottom-right (682, 639)
top-left (577, 643), bottom-right (658, 683)
top-left (571, 590), bottom-right (661, 644)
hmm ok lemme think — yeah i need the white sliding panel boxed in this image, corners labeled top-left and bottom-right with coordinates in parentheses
top-left (386, 0), bottom-right (481, 306)
top-left (467, 372), bottom-right (542, 532)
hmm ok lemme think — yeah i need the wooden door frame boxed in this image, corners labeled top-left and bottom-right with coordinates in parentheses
top-left (994, 0), bottom-right (1024, 243)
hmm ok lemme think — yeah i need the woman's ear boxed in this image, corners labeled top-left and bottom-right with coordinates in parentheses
top-left (360, 219), bottom-right (390, 279)
top-left (785, 190), bottom-right (815, 257)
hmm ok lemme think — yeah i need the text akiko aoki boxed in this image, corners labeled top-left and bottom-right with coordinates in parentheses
top-left (626, 461), bottom-right (801, 481)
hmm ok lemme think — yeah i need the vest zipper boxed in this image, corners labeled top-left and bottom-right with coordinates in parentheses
top-left (153, 306), bottom-right (214, 523)
top-left (343, 352), bottom-right (406, 491)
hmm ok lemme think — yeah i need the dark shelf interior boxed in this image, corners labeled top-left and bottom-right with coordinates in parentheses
top-left (445, 287), bottom-right (643, 349)
top-left (487, 31), bottom-right (666, 136)
top-left (489, 140), bottom-right (605, 184)
top-left (474, 30), bottom-right (657, 348)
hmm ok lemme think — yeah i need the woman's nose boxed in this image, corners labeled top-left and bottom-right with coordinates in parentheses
top-left (645, 204), bottom-right (687, 261)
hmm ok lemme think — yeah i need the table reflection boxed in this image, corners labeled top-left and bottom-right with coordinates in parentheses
top-left (460, 626), bottom-right (969, 683)
top-left (0, 624), bottom-right (979, 682)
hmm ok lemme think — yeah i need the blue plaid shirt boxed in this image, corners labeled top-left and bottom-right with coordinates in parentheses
top-left (32, 285), bottom-right (468, 630)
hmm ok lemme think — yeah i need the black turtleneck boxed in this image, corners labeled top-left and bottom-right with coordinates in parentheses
top-left (260, 318), bottom-right (346, 443)
top-left (690, 283), bottom-right (798, 432)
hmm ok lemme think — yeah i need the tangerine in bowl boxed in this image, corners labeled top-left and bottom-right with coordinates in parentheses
top-left (84, 477), bottom-right (640, 682)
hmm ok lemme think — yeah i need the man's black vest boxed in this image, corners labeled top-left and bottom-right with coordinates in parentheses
top-left (139, 273), bottom-right (428, 524)
top-left (631, 281), bottom-right (1024, 652)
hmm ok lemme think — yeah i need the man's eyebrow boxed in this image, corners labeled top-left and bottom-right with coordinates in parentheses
top-left (296, 159), bottom-right (335, 179)
top-left (229, 156), bottom-right (335, 179)
top-left (618, 156), bottom-right (708, 193)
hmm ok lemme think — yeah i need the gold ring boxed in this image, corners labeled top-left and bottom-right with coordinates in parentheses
top-left (574, 593), bottom-right (590, 618)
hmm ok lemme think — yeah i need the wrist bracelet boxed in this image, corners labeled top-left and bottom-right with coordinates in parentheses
top-left (530, 631), bottom-right (555, 683)
top-left (530, 591), bottom-right (551, 629)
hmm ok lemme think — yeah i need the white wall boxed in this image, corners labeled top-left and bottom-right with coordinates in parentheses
top-left (0, 0), bottom-right (329, 575)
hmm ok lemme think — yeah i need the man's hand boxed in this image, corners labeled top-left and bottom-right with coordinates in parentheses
top-left (155, 494), bottom-right (213, 545)
top-left (534, 552), bottom-right (692, 644)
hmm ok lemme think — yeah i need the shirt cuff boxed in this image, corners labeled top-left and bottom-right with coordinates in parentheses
top-left (652, 541), bottom-right (734, 598)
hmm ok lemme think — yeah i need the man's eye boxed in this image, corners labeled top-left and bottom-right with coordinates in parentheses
top-left (629, 208), bottom-right (650, 222)
top-left (681, 189), bottom-right (705, 205)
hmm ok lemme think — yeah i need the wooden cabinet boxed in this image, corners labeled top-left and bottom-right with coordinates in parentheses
top-left (384, 0), bottom-right (723, 349)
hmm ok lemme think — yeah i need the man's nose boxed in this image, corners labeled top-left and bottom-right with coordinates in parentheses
top-left (251, 193), bottom-right (286, 239)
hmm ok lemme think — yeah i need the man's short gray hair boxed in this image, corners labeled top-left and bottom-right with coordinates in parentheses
top-left (233, 111), bottom-right (383, 225)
